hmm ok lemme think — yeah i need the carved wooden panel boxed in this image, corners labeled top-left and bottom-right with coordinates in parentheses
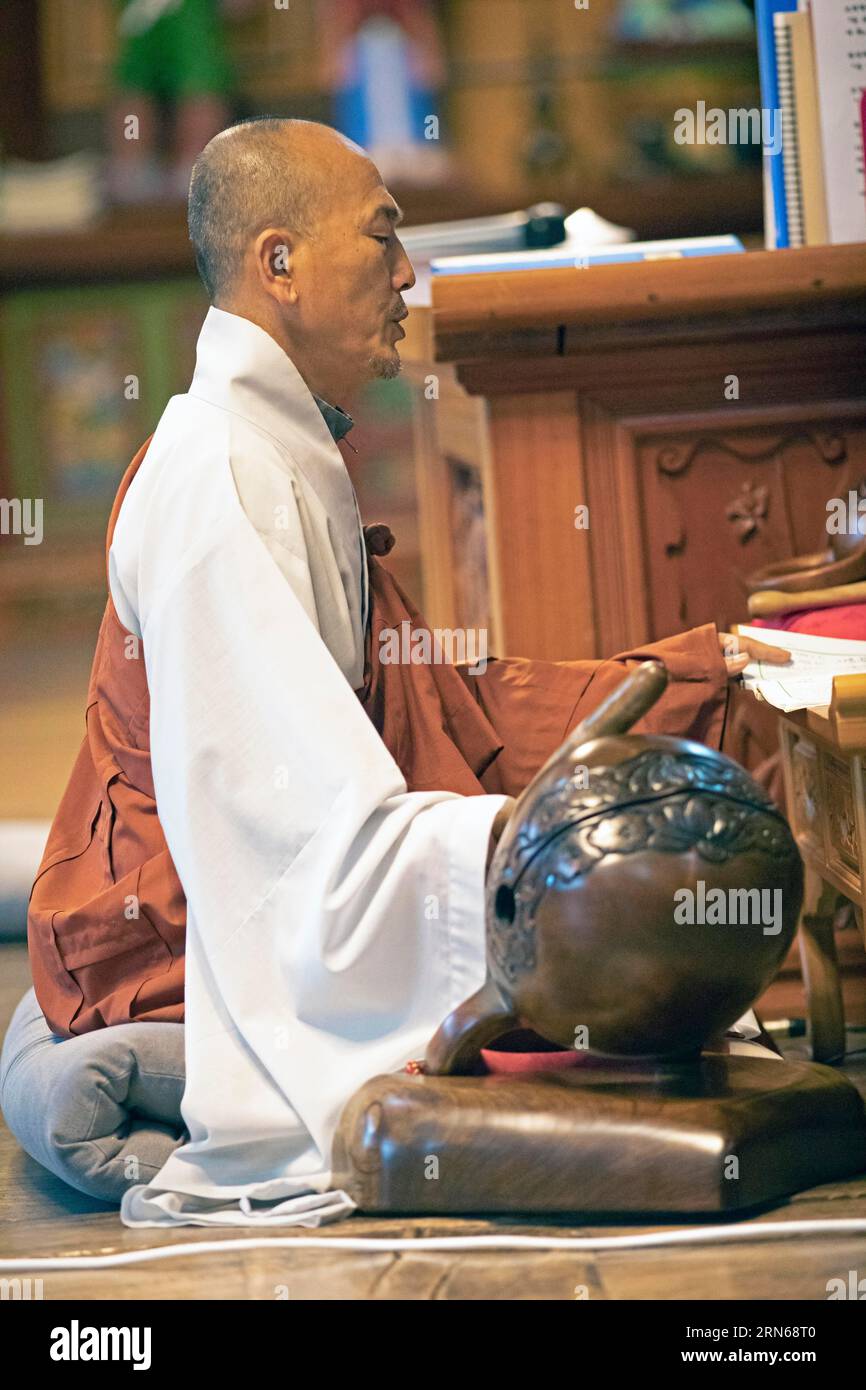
top-left (449, 394), bottom-right (866, 662)
top-left (632, 410), bottom-right (866, 640)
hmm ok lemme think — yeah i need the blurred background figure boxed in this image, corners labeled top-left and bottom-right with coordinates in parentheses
top-left (107, 0), bottom-right (252, 204)
top-left (317, 0), bottom-right (450, 186)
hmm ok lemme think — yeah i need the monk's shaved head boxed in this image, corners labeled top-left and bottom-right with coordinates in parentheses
top-left (188, 117), bottom-right (363, 301)
top-left (187, 117), bottom-right (414, 403)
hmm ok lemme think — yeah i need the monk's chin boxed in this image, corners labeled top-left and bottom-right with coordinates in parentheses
top-left (368, 349), bottom-right (401, 381)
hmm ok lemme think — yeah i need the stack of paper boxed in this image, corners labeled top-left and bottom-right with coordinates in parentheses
top-left (737, 624), bottom-right (866, 712)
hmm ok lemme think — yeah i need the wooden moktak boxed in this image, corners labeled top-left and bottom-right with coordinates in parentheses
top-left (333, 664), bottom-right (866, 1214)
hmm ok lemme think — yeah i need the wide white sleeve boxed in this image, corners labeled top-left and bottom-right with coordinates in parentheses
top-left (136, 484), bottom-right (506, 1195)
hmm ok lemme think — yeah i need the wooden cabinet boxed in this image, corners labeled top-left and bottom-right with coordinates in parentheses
top-left (401, 244), bottom-right (866, 661)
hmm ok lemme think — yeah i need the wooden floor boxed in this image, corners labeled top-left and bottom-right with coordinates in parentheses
top-left (2, 942), bottom-right (866, 1301)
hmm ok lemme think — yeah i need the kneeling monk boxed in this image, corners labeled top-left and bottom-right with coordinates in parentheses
top-left (27, 119), bottom-right (789, 1226)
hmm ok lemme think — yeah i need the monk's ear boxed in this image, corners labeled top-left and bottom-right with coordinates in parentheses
top-left (254, 229), bottom-right (298, 306)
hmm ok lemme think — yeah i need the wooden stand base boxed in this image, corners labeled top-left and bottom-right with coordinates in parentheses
top-left (332, 1055), bottom-right (866, 1215)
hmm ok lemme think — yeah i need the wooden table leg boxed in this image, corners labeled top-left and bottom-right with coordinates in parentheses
top-left (798, 867), bottom-right (846, 1064)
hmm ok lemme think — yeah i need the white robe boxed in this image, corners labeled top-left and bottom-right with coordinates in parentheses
top-left (115, 307), bottom-right (507, 1227)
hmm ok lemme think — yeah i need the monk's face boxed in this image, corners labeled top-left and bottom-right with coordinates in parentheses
top-left (290, 140), bottom-right (415, 396)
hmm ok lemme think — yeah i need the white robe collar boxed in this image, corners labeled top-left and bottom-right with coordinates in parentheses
top-left (188, 305), bottom-right (369, 640)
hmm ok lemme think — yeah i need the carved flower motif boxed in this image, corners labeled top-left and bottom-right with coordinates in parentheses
top-left (725, 479), bottom-right (769, 541)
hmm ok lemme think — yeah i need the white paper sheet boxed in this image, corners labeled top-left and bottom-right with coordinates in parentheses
top-left (737, 624), bottom-right (866, 711)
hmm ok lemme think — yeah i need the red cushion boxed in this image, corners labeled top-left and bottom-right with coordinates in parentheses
top-left (480, 1028), bottom-right (583, 1074)
top-left (752, 602), bottom-right (866, 640)
top-left (480, 1047), bottom-right (583, 1074)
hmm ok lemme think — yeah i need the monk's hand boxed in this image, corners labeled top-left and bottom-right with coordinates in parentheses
top-left (718, 631), bottom-right (792, 679)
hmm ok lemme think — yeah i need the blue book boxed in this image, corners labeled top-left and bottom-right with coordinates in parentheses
top-left (754, 0), bottom-right (797, 248)
top-left (430, 236), bottom-right (745, 276)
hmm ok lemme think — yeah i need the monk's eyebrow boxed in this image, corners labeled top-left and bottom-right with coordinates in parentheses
top-left (368, 202), bottom-right (404, 226)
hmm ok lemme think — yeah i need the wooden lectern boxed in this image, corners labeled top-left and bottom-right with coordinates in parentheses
top-left (400, 244), bottom-right (866, 660)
